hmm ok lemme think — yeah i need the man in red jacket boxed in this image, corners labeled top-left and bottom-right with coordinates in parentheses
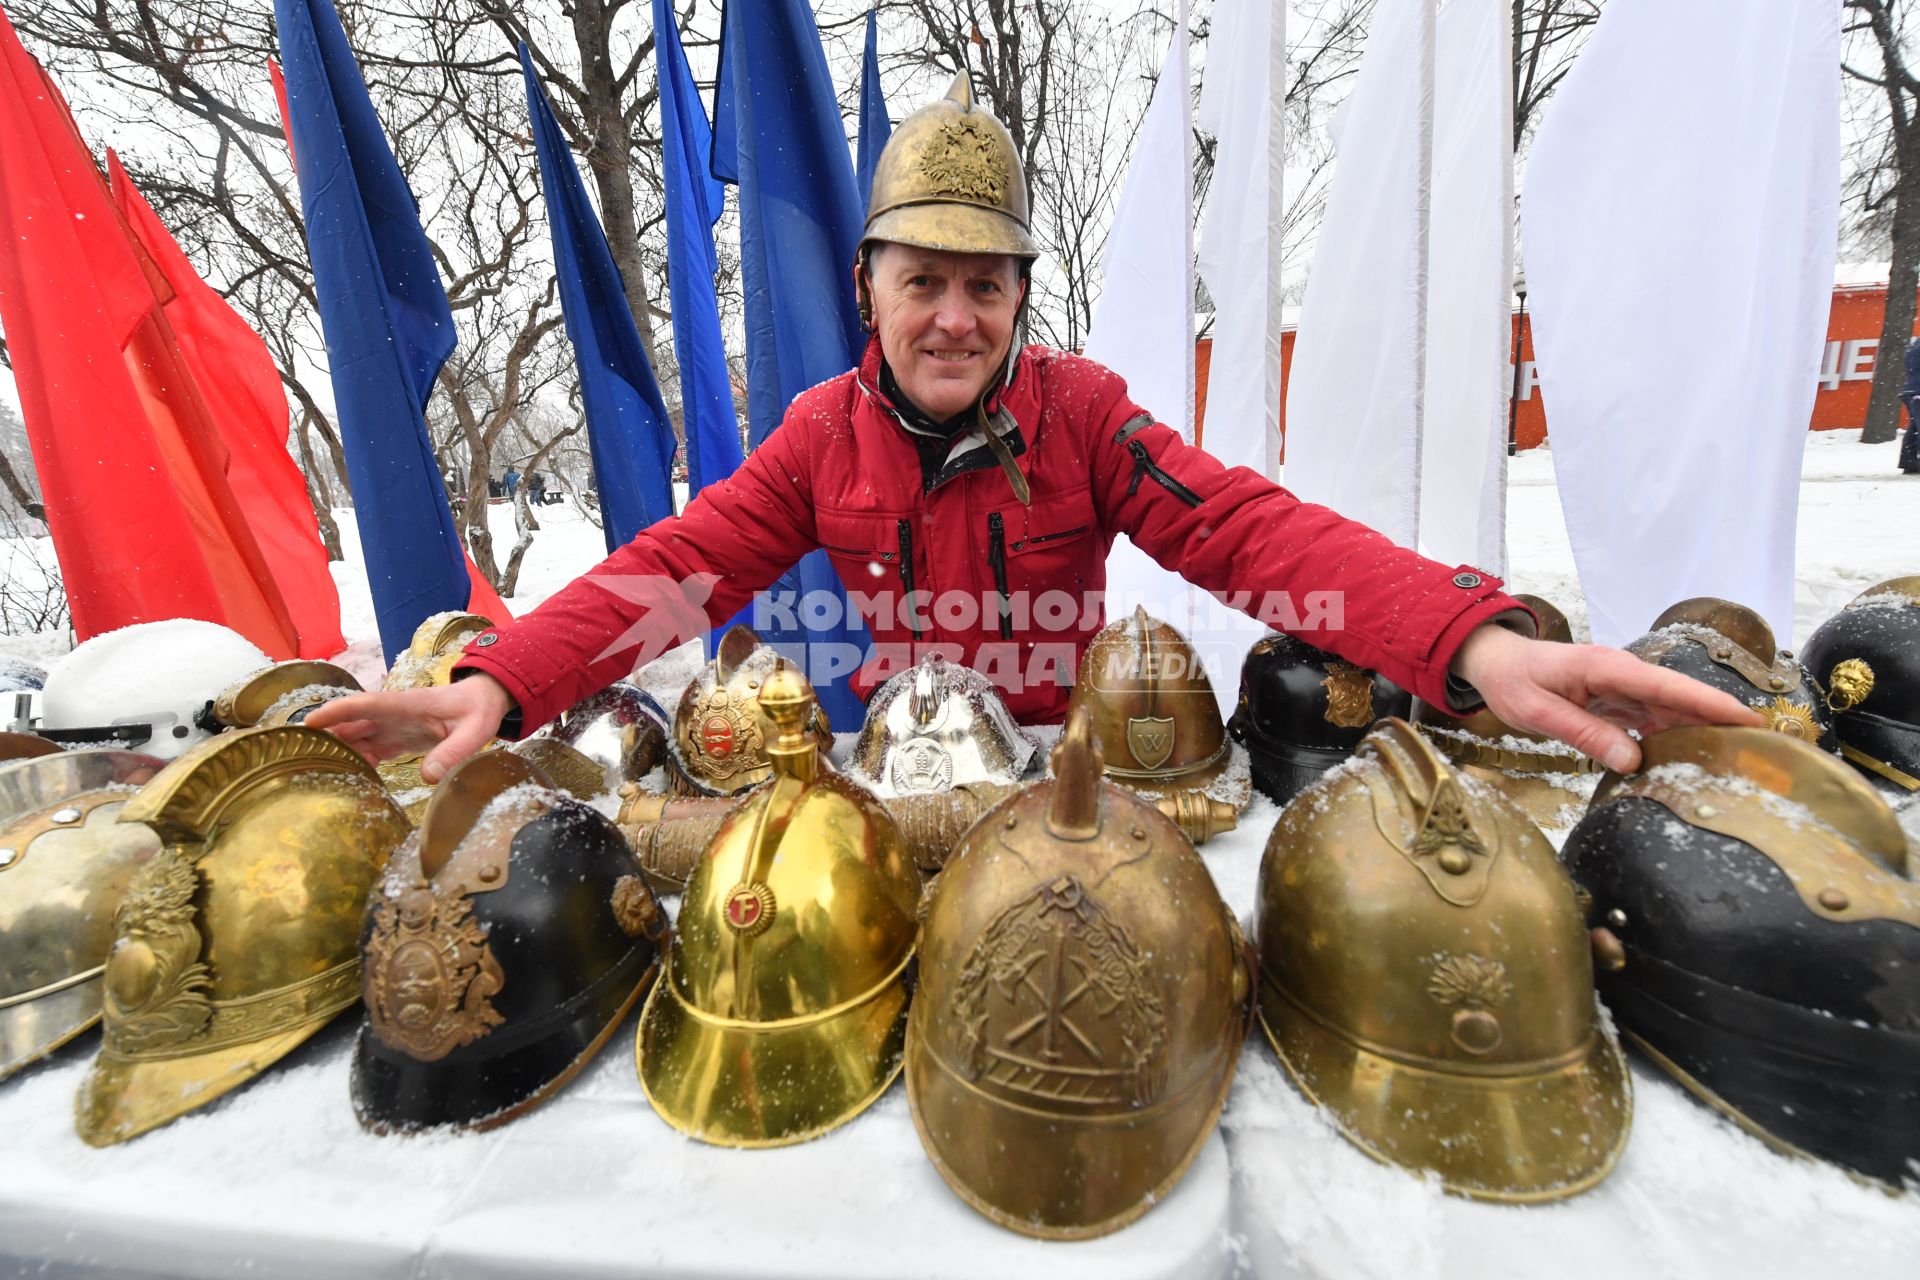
top-left (310, 80), bottom-right (1755, 780)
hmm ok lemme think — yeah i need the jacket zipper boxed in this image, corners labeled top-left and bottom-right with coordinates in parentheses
top-left (986, 513), bottom-right (1014, 639)
top-left (896, 518), bottom-right (923, 641)
top-left (1126, 439), bottom-right (1204, 508)
top-left (1019, 523), bottom-right (1091, 549)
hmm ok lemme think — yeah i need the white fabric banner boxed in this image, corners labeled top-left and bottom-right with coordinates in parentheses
top-left (1419, 0), bottom-right (1511, 575)
top-left (1195, 0), bottom-right (1285, 480)
top-left (1086, 10), bottom-right (1217, 701)
top-left (1523, 0), bottom-right (1840, 646)
top-left (1281, 0), bottom-right (1434, 549)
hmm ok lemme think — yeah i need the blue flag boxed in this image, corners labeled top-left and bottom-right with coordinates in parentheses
top-left (651, 3), bottom-right (743, 502)
top-left (711, 0), bottom-right (872, 729)
top-left (856, 9), bottom-right (891, 206)
top-left (275, 0), bottom-right (468, 662)
top-left (521, 45), bottom-right (675, 553)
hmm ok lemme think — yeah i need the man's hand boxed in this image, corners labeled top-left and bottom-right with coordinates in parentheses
top-left (304, 674), bottom-right (515, 784)
top-left (1450, 624), bottom-right (1765, 773)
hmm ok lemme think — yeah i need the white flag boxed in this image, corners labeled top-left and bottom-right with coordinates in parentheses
top-left (1524, 0), bottom-right (1840, 645)
top-left (1282, 0), bottom-right (1435, 549)
top-left (1086, 9), bottom-right (1206, 690)
top-left (1196, 0), bottom-right (1285, 480)
top-left (1419, 0), bottom-right (1512, 575)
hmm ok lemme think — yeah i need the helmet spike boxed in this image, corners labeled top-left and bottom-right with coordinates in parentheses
top-left (1046, 706), bottom-right (1103, 840)
top-left (944, 69), bottom-right (974, 111)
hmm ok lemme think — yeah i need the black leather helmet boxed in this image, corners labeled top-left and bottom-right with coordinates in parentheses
top-left (1627, 598), bottom-right (1835, 751)
top-left (1800, 576), bottom-right (1920, 795)
top-left (351, 751), bottom-right (668, 1132)
top-left (1228, 632), bottom-right (1410, 806)
top-left (1563, 727), bottom-right (1920, 1186)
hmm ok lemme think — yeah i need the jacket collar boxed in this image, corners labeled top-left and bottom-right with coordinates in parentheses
top-left (855, 335), bottom-right (1034, 494)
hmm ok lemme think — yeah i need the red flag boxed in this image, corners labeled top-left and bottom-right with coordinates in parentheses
top-left (268, 58), bottom-right (296, 172)
top-left (0, 5), bottom-right (298, 655)
top-left (107, 151), bottom-right (345, 658)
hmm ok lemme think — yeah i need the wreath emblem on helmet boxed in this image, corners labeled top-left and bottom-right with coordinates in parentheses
top-left (952, 875), bottom-right (1166, 1106)
top-left (920, 117), bottom-right (1006, 204)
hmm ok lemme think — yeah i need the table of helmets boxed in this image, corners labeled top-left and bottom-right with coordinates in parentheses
top-left (3, 773), bottom-right (1917, 1279)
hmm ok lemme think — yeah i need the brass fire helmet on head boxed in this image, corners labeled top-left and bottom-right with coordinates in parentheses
top-left (74, 726), bottom-right (411, 1146)
top-left (1255, 718), bottom-right (1631, 1202)
top-left (638, 668), bottom-right (922, 1147)
top-left (906, 707), bottom-right (1251, 1239)
top-left (1799, 575), bottom-right (1920, 794)
top-left (1413, 595), bottom-right (1598, 827)
top-left (861, 73), bottom-right (1038, 264)
top-left (352, 751), bottom-right (668, 1133)
top-left (1065, 607), bottom-right (1232, 795)
top-left (1565, 727), bottom-right (1920, 1186)
top-left (668, 624), bottom-right (833, 798)
top-left (0, 751), bottom-right (165, 1080)
top-left (845, 653), bottom-right (1040, 798)
top-left (1628, 597), bottom-right (1836, 750)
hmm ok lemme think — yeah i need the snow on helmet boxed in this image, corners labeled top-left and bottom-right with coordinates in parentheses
top-left (39, 621), bottom-right (271, 760)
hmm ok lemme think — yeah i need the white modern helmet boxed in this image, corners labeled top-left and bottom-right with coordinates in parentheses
top-left (39, 621), bottom-right (272, 760)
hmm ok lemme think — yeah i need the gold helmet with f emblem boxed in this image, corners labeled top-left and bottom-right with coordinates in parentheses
top-left (1255, 718), bottom-right (1630, 1201)
top-left (638, 668), bottom-right (922, 1146)
top-left (0, 750), bottom-right (165, 1080)
top-left (862, 73), bottom-right (1037, 261)
top-left (74, 725), bottom-right (411, 1145)
top-left (667, 624), bottom-right (833, 797)
top-left (1064, 607), bottom-right (1232, 797)
top-left (906, 707), bottom-right (1250, 1238)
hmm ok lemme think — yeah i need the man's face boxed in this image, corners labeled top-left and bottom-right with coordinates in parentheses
top-left (862, 245), bottom-right (1026, 422)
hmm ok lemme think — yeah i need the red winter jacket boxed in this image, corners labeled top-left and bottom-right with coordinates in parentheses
top-left (456, 337), bottom-right (1525, 733)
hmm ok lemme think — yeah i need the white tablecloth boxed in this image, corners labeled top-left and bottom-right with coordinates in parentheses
top-left (3, 774), bottom-right (1916, 1278)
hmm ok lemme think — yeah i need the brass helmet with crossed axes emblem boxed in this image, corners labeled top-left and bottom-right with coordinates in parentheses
top-left (1065, 607), bottom-right (1233, 799)
top-left (906, 706), bottom-right (1251, 1238)
top-left (667, 624), bottom-right (833, 798)
top-left (638, 667), bottom-right (922, 1147)
top-left (1255, 718), bottom-right (1631, 1202)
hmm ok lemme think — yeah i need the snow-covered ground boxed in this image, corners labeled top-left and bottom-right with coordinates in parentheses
top-left (1, 435), bottom-right (1916, 1277)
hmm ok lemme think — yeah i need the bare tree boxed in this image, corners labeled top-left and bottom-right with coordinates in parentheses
top-left (1844, 0), bottom-right (1920, 445)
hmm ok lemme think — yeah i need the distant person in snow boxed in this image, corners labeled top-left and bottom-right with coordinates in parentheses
top-left (308, 77), bottom-right (1762, 784)
top-left (503, 467), bottom-right (521, 498)
top-left (1902, 335), bottom-right (1920, 475)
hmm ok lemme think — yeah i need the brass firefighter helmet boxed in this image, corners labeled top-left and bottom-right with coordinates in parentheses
top-left (637, 668), bottom-right (922, 1146)
top-left (862, 73), bottom-right (1037, 262)
top-left (667, 624), bottom-right (832, 797)
top-left (384, 611), bottom-right (497, 691)
top-left (845, 653), bottom-right (1040, 798)
top-left (1065, 607), bottom-right (1231, 794)
top-left (211, 660), bottom-right (364, 729)
top-left (1415, 595), bottom-right (1599, 827)
top-left (74, 725), bottom-right (411, 1146)
top-left (352, 751), bottom-right (667, 1133)
top-left (906, 707), bottom-right (1250, 1239)
top-left (0, 750), bottom-right (165, 1080)
top-left (1628, 597), bottom-right (1835, 749)
top-left (1567, 727), bottom-right (1920, 1186)
top-left (1255, 718), bottom-right (1631, 1202)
